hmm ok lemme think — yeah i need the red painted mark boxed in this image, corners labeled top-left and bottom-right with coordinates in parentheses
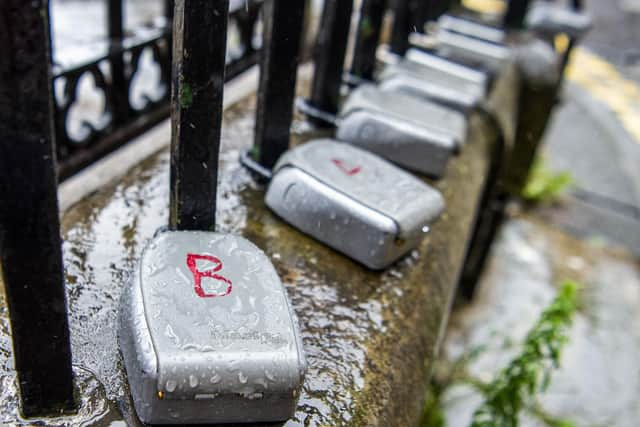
top-left (331, 158), bottom-right (362, 176)
top-left (186, 254), bottom-right (232, 298)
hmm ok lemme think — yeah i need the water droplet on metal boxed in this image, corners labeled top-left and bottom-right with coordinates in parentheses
top-left (189, 374), bottom-right (199, 388)
top-left (165, 379), bottom-right (177, 392)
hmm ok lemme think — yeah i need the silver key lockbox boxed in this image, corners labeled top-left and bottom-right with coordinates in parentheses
top-left (119, 231), bottom-right (306, 424)
top-left (265, 140), bottom-right (445, 269)
top-left (378, 60), bottom-right (488, 111)
top-left (436, 29), bottom-right (511, 71)
top-left (438, 14), bottom-right (506, 44)
top-left (336, 84), bottom-right (467, 177)
top-left (405, 48), bottom-right (490, 89)
top-left (525, 2), bottom-right (592, 39)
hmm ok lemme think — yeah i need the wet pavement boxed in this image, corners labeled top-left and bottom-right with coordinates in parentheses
top-left (435, 213), bottom-right (640, 427)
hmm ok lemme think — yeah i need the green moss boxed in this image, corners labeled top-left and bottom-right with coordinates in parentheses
top-left (180, 81), bottom-right (193, 109)
top-left (360, 17), bottom-right (373, 38)
top-left (420, 388), bottom-right (445, 427)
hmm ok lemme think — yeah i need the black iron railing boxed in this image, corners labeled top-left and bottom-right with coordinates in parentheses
top-left (0, 0), bottom-right (572, 418)
top-left (53, 0), bottom-right (263, 180)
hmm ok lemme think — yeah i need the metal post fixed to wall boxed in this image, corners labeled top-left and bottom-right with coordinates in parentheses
top-left (503, 0), bottom-right (532, 29)
top-left (108, 0), bottom-right (129, 124)
top-left (169, 0), bottom-right (229, 231)
top-left (390, 0), bottom-right (410, 55)
top-left (251, 0), bottom-right (306, 171)
top-left (389, 0), bottom-right (423, 56)
top-left (0, 0), bottom-right (76, 417)
top-left (165, 0), bottom-right (174, 23)
top-left (349, 0), bottom-right (387, 82)
top-left (302, 0), bottom-right (353, 127)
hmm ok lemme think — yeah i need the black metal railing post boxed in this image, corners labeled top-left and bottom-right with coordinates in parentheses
top-left (236, 2), bottom-right (262, 59)
top-left (251, 0), bottom-right (306, 170)
top-left (503, 0), bottom-right (531, 29)
top-left (108, 0), bottom-right (129, 124)
top-left (0, 0), bottom-right (75, 417)
top-left (305, 0), bottom-right (353, 127)
top-left (422, 0), bottom-right (451, 25)
top-left (390, 0), bottom-right (420, 56)
top-left (350, 0), bottom-right (386, 81)
top-left (169, 0), bottom-right (229, 231)
top-left (165, 0), bottom-right (175, 24)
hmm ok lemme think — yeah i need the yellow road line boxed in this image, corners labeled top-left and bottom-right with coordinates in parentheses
top-left (452, 0), bottom-right (639, 143)
top-left (566, 47), bottom-right (640, 143)
top-left (461, 0), bottom-right (506, 15)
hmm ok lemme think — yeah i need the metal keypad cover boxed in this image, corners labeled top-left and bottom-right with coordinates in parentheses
top-left (265, 140), bottom-right (445, 269)
top-left (341, 84), bottom-right (468, 148)
top-left (118, 231), bottom-right (306, 424)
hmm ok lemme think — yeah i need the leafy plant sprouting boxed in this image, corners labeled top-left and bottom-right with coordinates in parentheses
top-left (470, 281), bottom-right (579, 427)
top-left (521, 157), bottom-right (573, 203)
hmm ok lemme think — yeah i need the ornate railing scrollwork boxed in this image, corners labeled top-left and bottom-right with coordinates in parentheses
top-left (53, 0), bottom-right (263, 180)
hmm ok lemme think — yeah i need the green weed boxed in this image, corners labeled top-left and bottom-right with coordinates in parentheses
top-left (521, 157), bottom-right (573, 203)
top-left (470, 281), bottom-right (579, 427)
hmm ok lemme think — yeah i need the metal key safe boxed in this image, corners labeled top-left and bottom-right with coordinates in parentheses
top-left (377, 57), bottom-right (488, 111)
top-left (119, 231), bottom-right (306, 424)
top-left (265, 140), bottom-right (445, 269)
top-left (119, 1), bottom-right (305, 423)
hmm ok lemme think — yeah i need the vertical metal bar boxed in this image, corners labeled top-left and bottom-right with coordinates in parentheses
top-left (237, 2), bottom-right (261, 56)
top-left (390, 0), bottom-right (419, 55)
top-left (306, 0), bottom-right (353, 126)
top-left (165, 0), bottom-right (174, 24)
top-left (169, 0), bottom-right (229, 231)
top-left (350, 0), bottom-right (386, 81)
top-left (0, 0), bottom-right (75, 416)
top-left (503, 0), bottom-right (531, 29)
top-left (108, 0), bottom-right (129, 123)
top-left (108, 0), bottom-right (124, 40)
top-left (252, 0), bottom-right (306, 169)
top-left (422, 0), bottom-right (451, 24)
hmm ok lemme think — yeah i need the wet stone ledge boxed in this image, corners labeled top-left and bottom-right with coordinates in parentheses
top-left (0, 80), bottom-right (504, 425)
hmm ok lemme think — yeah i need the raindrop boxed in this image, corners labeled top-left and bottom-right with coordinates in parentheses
top-left (165, 379), bottom-right (177, 392)
top-left (189, 374), bottom-right (199, 388)
top-left (265, 369), bottom-right (276, 382)
top-left (238, 371), bottom-right (248, 384)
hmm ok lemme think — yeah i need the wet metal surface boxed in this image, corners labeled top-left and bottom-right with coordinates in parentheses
top-left (0, 86), bottom-right (497, 425)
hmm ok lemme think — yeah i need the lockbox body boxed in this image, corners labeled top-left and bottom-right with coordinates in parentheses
top-left (265, 140), bottom-right (445, 269)
top-left (118, 231), bottom-right (306, 424)
top-left (525, 3), bottom-right (592, 39)
top-left (405, 49), bottom-right (490, 89)
top-left (378, 60), bottom-right (487, 111)
top-left (341, 85), bottom-right (468, 148)
top-left (438, 14), bottom-right (506, 44)
top-left (336, 108), bottom-right (455, 178)
top-left (436, 29), bottom-right (511, 71)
